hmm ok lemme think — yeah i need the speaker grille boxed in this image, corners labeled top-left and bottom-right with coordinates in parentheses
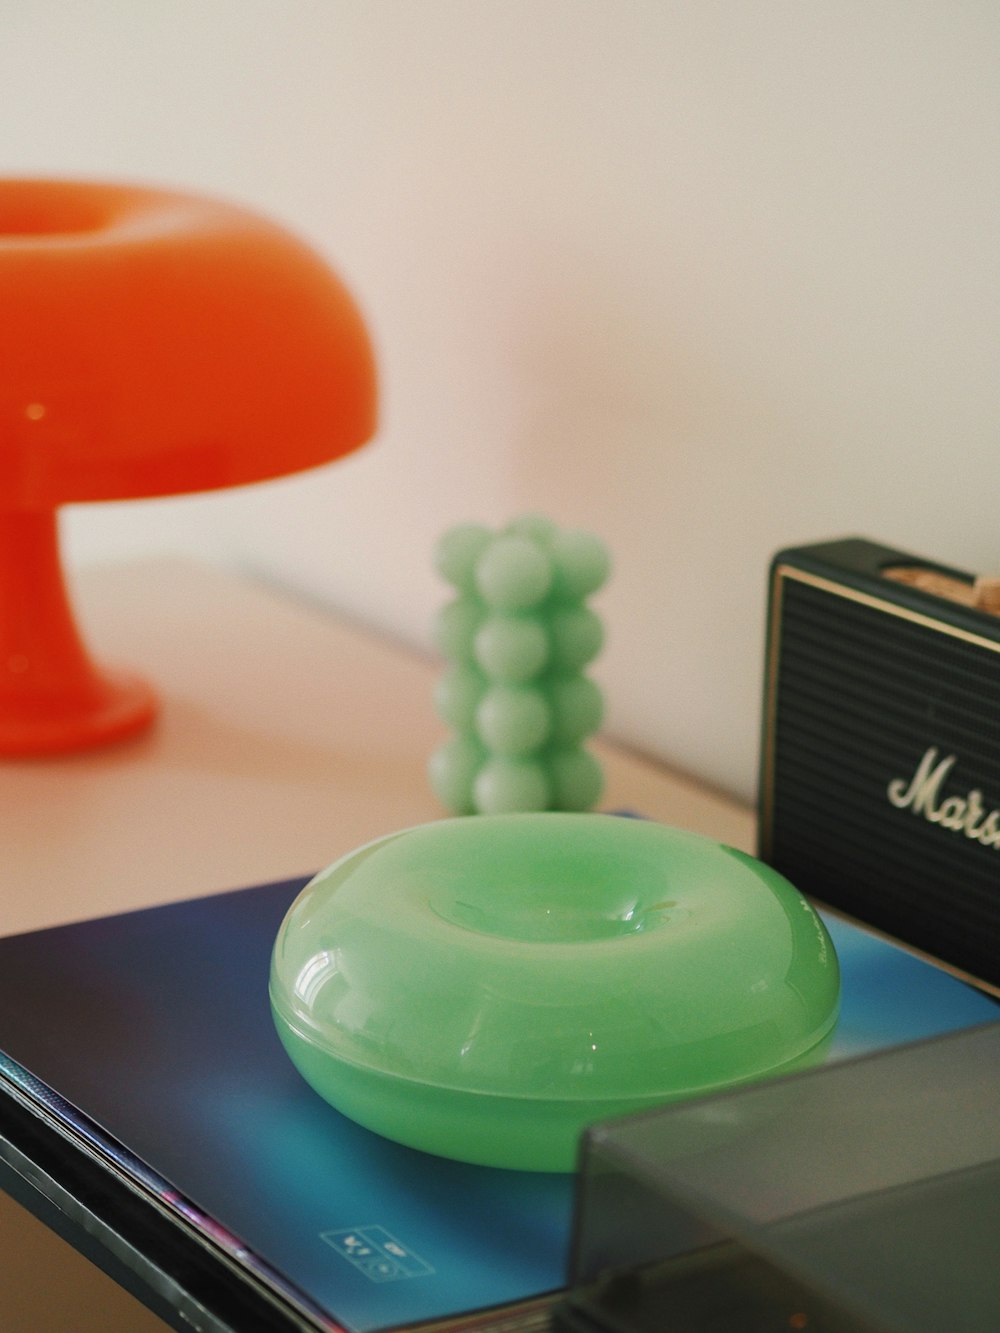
top-left (763, 566), bottom-right (1000, 989)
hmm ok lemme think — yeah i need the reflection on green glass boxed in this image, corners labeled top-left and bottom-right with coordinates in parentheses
top-left (270, 815), bottom-right (840, 1172)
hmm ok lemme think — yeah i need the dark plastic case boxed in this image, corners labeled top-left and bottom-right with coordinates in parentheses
top-left (557, 1022), bottom-right (1000, 1333)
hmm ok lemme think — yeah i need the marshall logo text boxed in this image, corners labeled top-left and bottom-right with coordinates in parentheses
top-left (887, 746), bottom-right (1000, 847)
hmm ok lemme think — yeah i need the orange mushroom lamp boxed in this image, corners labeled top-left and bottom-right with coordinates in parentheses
top-left (0, 179), bottom-right (377, 755)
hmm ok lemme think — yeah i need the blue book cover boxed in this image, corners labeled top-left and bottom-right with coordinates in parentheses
top-left (0, 873), bottom-right (995, 1331)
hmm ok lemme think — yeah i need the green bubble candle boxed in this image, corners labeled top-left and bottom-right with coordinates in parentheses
top-left (429, 515), bottom-right (611, 814)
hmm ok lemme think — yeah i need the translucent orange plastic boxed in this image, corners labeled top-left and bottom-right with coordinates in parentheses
top-left (0, 179), bottom-right (377, 754)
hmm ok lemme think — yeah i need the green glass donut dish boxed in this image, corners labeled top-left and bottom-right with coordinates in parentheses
top-left (269, 815), bottom-right (840, 1172)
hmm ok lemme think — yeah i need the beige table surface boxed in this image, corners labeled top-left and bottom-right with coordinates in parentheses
top-left (0, 559), bottom-right (753, 1332)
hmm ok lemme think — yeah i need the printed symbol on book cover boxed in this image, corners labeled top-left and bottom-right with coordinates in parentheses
top-left (321, 1226), bottom-right (434, 1282)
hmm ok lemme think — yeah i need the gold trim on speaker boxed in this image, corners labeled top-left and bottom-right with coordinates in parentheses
top-left (759, 564), bottom-right (792, 860)
top-left (760, 562), bottom-right (1000, 861)
top-left (776, 565), bottom-right (1000, 651)
top-left (818, 903), bottom-right (1000, 1001)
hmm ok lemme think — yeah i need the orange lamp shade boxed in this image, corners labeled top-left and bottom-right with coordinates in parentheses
top-left (0, 178), bottom-right (377, 755)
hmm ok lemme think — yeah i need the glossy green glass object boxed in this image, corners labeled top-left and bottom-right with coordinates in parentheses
top-left (269, 814), bottom-right (840, 1172)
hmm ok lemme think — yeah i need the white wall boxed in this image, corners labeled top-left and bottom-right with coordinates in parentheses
top-left (2, 2), bottom-right (997, 803)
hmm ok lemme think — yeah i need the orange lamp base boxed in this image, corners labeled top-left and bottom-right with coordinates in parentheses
top-left (0, 669), bottom-right (158, 757)
top-left (0, 509), bottom-right (158, 757)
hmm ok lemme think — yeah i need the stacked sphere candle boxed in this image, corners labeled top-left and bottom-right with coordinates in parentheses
top-left (429, 515), bottom-right (611, 814)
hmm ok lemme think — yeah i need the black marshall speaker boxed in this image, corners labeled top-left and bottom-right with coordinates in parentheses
top-left (759, 537), bottom-right (1000, 994)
